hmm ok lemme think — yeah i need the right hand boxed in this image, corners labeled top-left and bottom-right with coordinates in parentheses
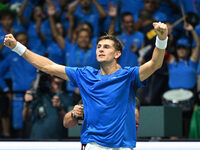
top-left (47, 3), bottom-right (56, 16)
top-left (4, 34), bottom-right (17, 49)
top-left (24, 90), bottom-right (34, 102)
top-left (108, 2), bottom-right (117, 18)
top-left (72, 105), bottom-right (84, 118)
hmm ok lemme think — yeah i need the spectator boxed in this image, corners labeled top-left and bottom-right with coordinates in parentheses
top-left (65, 27), bottom-right (99, 104)
top-left (0, 31), bottom-right (44, 138)
top-left (23, 75), bottom-right (73, 139)
top-left (47, 3), bottom-right (67, 64)
top-left (167, 22), bottom-right (200, 137)
top-left (68, 0), bottom-right (107, 37)
top-left (118, 12), bottom-right (144, 67)
top-left (0, 8), bottom-right (24, 59)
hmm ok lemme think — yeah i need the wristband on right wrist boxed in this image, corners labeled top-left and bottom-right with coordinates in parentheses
top-left (12, 42), bottom-right (27, 56)
top-left (155, 36), bottom-right (168, 50)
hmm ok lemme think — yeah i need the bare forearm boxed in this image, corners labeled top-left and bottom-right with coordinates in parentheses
top-left (22, 50), bottom-right (55, 74)
top-left (191, 29), bottom-right (200, 47)
top-left (92, 0), bottom-right (107, 19)
top-left (68, 0), bottom-right (79, 13)
top-left (108, 18), bottom-right (116, 35)
top-left (63, 111), bottom-right (78, 128)
top-left (151, 47), bottom-right (165, 69)
top-left (190, 29), bottom-right (200, 62)
top-left (49, 16), bottom-right (65, 49)
top-left (22, 106), bottom-right (32, 121)
top-left (36, 20), bottom-right (46, 43)
top-left (139, 47), bottom-right (165, 81)
top-left (22, 49), bottom-right (68, 80)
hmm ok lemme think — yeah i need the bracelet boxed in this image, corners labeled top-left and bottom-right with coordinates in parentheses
top-left (12, 42), bottom-right (27, 56)
top-left (155, 36), bottom-right (168, 50)
top-left (71, 111), bottom-right (77, 120)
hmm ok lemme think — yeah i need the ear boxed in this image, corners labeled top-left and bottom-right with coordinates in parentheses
top-left (115, 50), bottom-right (121, 59)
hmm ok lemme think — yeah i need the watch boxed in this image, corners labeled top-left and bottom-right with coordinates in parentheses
top-left (71, 111), bottom-right (77, 120)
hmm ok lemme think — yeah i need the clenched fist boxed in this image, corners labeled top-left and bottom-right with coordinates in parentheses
top-left (153, 22), bottom-right (168, 40)
top-left (4, 34), bottom-right (17, 49)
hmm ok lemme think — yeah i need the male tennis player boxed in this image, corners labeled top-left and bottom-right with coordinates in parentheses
top-left (4, 22), bottom-right (168, 150)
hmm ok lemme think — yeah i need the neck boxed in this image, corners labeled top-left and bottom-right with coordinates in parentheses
top-left (125, 30), bottom-right (134, 35)
top-left (100, 61), bottom-right (119, 75)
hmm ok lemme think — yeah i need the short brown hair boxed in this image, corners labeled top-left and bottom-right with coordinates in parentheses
top-left (97, 34), bottom-right (123, 53)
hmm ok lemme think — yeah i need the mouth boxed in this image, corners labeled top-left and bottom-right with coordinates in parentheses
top-left (98, 54), bottom-right (105, 57)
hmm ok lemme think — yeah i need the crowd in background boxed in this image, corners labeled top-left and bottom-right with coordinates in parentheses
top-left (0, 0), bottom-right (200, 140)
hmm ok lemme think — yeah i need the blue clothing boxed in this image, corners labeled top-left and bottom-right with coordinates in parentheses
top-left (173, 0), bottom-right (195, 14)
top-left (65, 66), bottom-right (146, 148)
top-left (0, 25), bottom-right (25, 60)
top-left (47, 41), bottom-right (65, 65)
top-left (168, 60), bottom-right (197, 89)
top-left (65, 42), bottom-right (98, 68)
top-left (118, 32), bottom-right (144, 67)
top-left (65, 42), bottom-right (99, 91)
top-left (41, 20), bottom-right (53, 47)
top-left (0, 53), bottom-right (37, 91)
top-left (120, 0), bottom-right (144, 22)
top-left (27, 21), bottom-right (46, 52)
top-left (74, 5), bottom-right (100, 37)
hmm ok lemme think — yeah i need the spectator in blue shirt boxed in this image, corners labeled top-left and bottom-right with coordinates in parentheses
top-left (0, 32), bottom-right (44, 138)
top-left (68, 0), bottom-right (107, 37)
top-left (167, 23), bottom-right (199, 137)
top-left (118, 12), bottom-right (144, 67)
top-left (168, 23), bottom-right (200, 90)
top-left (0, 8), bottom-right (24, 59)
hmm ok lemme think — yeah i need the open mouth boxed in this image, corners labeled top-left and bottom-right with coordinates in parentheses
top-left (99, 54), bottom-right (105, 57)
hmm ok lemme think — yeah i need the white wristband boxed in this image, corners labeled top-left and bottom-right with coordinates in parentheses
top-left (155, 36), bottom-right (168, 50)
top-left (12, 42), bottom-right (27, 56)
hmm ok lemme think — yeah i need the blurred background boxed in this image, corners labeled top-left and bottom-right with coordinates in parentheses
top-left (0, 0), bottom-right (200, 145)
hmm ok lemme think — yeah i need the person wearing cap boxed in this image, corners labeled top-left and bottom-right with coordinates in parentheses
top-left (168, 23), bottom-right (199, 90)
top-left (167, 22), bottom-right (199, 138)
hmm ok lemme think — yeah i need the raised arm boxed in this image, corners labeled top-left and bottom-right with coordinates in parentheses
top-left (187, 23), bottom-right (200, 62)
top-left (139, 22), bottom-right (168, 81)
top-left (92, 0), bottom-right (107, 19)
top-left (48, 4), bottom-right (65, 50)
top-left (17, 0), bottom-right (29, 26)
top-left (4, 34), bottom-right (69, 81)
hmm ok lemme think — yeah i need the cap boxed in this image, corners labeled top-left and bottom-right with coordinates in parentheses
top-left (176, 37), bottom-right (190, 48)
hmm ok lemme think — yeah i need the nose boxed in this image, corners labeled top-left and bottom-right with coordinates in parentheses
top-left (98, 49), bottom-right (104, 53)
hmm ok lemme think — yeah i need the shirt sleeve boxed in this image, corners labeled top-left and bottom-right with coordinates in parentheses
top-left (65, 67), bottom-right (79, 87)
top-left (130, 66), bottom-right (147, 89)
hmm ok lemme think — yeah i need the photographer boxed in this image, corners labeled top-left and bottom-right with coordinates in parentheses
top-left (22, 75), bottom-right (73, 139)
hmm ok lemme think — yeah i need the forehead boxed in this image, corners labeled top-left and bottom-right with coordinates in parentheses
top-left (97, 39), bottom-right (114, 46)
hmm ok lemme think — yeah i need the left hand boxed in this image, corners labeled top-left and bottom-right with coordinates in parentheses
top-left (153, 22), bottom-right (168, 40)
top-left (52, 95), bottom-right (61, 108)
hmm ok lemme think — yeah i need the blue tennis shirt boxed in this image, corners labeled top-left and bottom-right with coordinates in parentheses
top-left (65, 66), bottom-right (146, 148)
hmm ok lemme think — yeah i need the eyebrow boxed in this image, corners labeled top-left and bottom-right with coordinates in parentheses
top-left (97, 44), bottom-right (112, 47)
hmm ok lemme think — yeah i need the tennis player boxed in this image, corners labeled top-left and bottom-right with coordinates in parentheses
top-left (4, 22), bottom-right (168, 150)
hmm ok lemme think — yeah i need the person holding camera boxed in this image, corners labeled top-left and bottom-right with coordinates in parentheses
top-left (22, 76), bottom-right (73, 139)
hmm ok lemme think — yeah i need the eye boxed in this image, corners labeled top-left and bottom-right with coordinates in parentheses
top-left (104, 45), bottom-right (110, 49)
top-left (97, 44), bottom-right (101, 48)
